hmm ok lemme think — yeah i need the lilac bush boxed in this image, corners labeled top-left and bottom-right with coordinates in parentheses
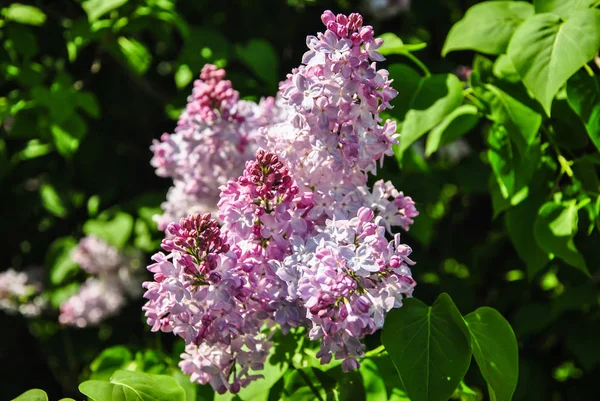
top-left (143, 10), bottom-right (418, 394)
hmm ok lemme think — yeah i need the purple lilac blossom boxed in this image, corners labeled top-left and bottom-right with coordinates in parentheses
top-left (59, 236), bottom-right (142, 327)
top-left (144, 10), bottom-right (419, 393)
top-left (151, 65), bottom-right (285, 230)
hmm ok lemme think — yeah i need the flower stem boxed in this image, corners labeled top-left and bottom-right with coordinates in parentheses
top-left (402, 52), bottom-right (431, 78)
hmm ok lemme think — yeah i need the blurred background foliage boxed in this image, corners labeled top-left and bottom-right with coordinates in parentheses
top-left (1, 0), bottom-right (599, 400)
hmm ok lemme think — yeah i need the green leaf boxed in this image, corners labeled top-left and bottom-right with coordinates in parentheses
top-left (51, 114), bottom-right (88, 158)
top-left (170, 369), bottom-right (197, 401)
top-left (505, 193), bottom-right (553, 278)
top-left (534, 0), bottom-right (597, 19)
top-left (465, 307), bottom-right (519, 401)
top-left (90, 346), bottom-right (133, 381)
top-left (387, 64), bottom-right (422, 121)
top-left (178, 27), bottom-right (230, 72)
top-left (442, 1), bottom-right (534, 56)
top-left (40, 183), bottom-right (67, 218)
top-left (360, 359), bottom-right (388, 401)
top-left (567, 70), bottom-right (600, 151)
top-left (11, 389), bottom-right (48, 401)
top-left (507, 9), bottom-right (600, 115)
top-left (84, 211), bottom-right (134, 249)
top-left (235, 345), bottom-right (289, 401)
top-left (117, 37), bottom-right (151, 75)
top-left (2, 4), bottom-right (46, 26)
top-left (6, 24), bottom-right (39, 59)
top-left (82, 0), bottom-right (127, 21)
top-left (549, 99), bottom-right (590, 150)
top-left (480, 84), bottom-right (542, 156)
top-left (175, 64), bottom-right (193, 89)
top-left (236, 39), bottom-right (279, 91)
top-left (338, 370), bottom-right (366, 401)
top-left (487, 124), bottom-right (538, 207)
top-left (397, 74), bottom-right (464, 160)
top-left (48, 282), bottom-right (80, 308)
top-left (361, 357), bottom-right (410, 401)
top-left (534, 200), bottom-right (589, 275)
top-left (382, 294), bottom-right (472, 401)
top-left (76, 91), bottom-right (101, 118)
top-left (79, 370), bottom-right (185, 401)
top-left (425, 104), bottom-right (479, 157)
top-left (46, 236), bottom-right (79, 286)
top-left (378, 33), bottom-right (426, 55)
top-left (493, 54), bottom-right (520, 83)
top-left (19, 140), bottom-right (53, 160)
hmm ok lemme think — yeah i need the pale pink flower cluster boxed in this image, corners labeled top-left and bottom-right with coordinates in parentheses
top-left (59, 236), bottom-right (141, 328)
top-left (150, 65), bottom-right (285, 230)
top-left (0, 267), bottom-right (46, 317)
top-left (144, 10), bottom-right (419, 394)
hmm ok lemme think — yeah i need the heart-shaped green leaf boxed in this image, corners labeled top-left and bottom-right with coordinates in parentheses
top-left (507, 9), bottom-right (600, 115)
top-left (382, 294), bottom-right (472, 401)
top-left (443, 1), bottom-right (534, 56)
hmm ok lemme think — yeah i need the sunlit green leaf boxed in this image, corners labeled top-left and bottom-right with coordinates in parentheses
top-left (534, 200), bottom-right (589, 275)
top-left (175, 64), bottom-right (193, 89)
top-left (90, 346), bottom-right (133, 381)
top-left (82, 0), bottom-right (127, 21)
top-left (480, 84), bottom-right (542, 156)
top-left (487, 124), bottom-right (539, 207)
top-left (84, 211), bottom-right (134, 249)
top-left (507, 9), bottom-right (600, 115)
top-left (19, 140), bottom-right (52, 160)
top-left (396, 74), bottom-right (464, 161)
top-left (442, 1), bottom-right (534, 56)
top-left (425, 104), bottom-right (479, 157)
top-left (534, 0), bottom-right (597, 19)
top-left (11, 389), bottom-right (48, 401)
top-left (382, 294), bottom-right (472, 401)
top-left (117, 37), bottom-right (151, 75)
top-left (378, 33), bottom-right (426, 55)
top-left (2, 4), bottom-right (46, 26)
top-left (79, 370), bottom-right (185, 401)
top-left (46, 236), bottom-right (79, 286)
top-left (465, 308), bottom-right (519, 401)
top-left (51, 114), bottom-right (88, 158)
top-left (493, 54), bottom-right (520, 83)
top-left (40, 183), bottom-right (68, 218)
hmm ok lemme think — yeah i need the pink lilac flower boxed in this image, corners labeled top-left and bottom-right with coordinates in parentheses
top-left (0, 267), bottom-right (45, 317)
top-left (59, 276), bottom-right (125, 328)
top-left (59, 236), bottom-right (142, 328)
top-left (150, 65), bottom-right (284, 230)
top-left (144, 10), bottom-right (419, 393)
top-left (262, 10), bottom-right (413, 229)
top-left (71, 235), bottom-right (124, 274)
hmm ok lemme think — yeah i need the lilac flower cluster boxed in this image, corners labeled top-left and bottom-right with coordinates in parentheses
top-left (150, 65), bottom-right (284, 230)
top-left (144, 10), bottom-right (419, 394)
top-left (0, 267), bottom-right (46, 317)
top-left (59, 236), bottom-right (141, 328)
